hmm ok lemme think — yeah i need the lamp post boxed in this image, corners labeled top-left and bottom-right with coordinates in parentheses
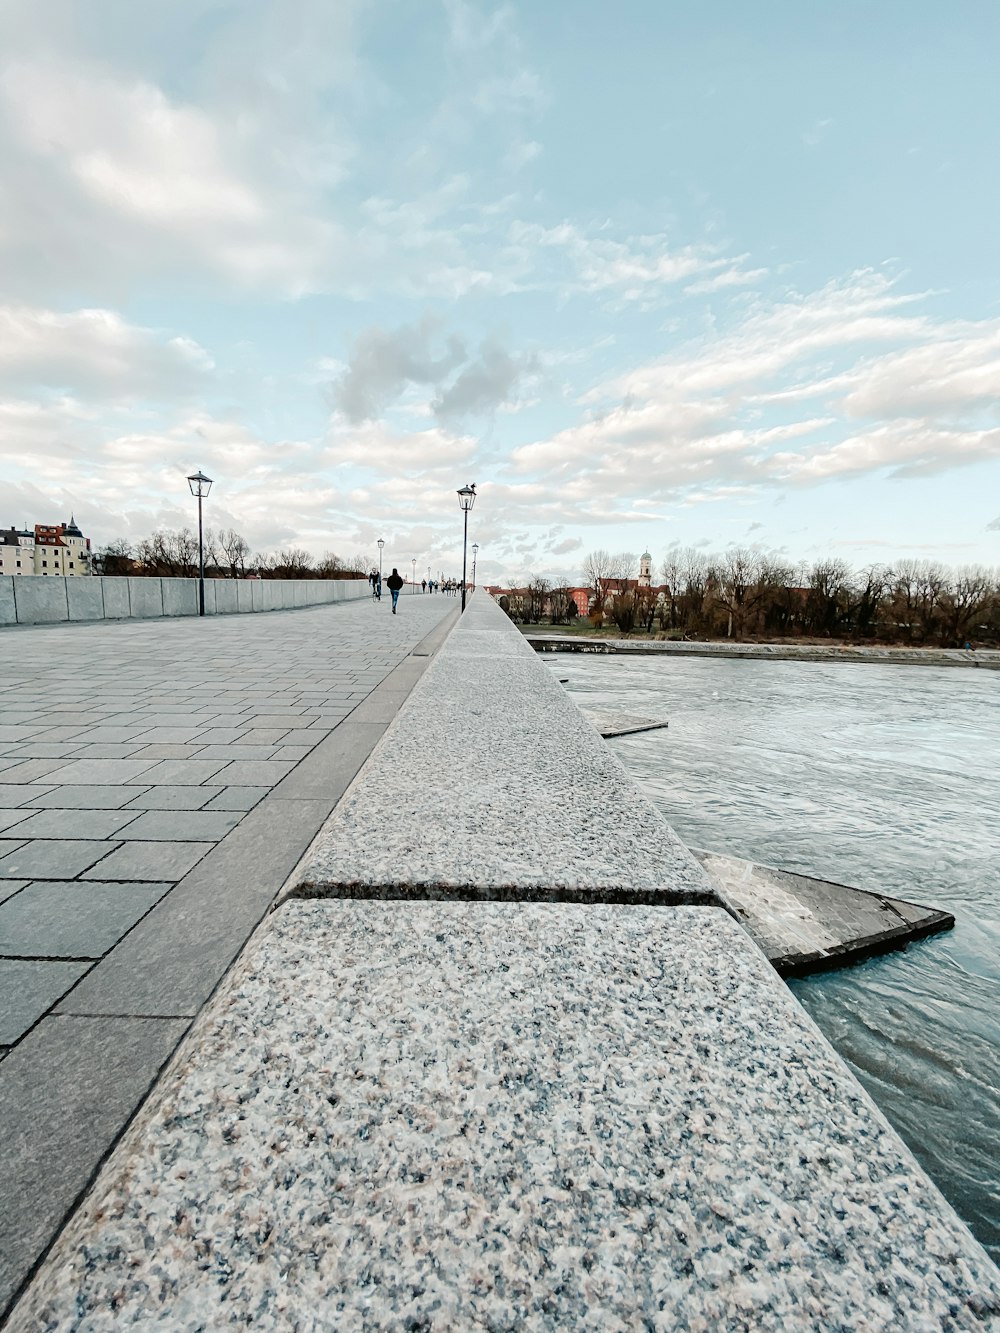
top-left (411, 557), bottom-right (416, 593)
top-left (377, 538), bottom-right (384, 583)
top-left (471, 542), bottom-right (479, 591)
top-left (186, 470), bottom-right (213, 616)
top-left (457, 483), bottom-right (477, 612)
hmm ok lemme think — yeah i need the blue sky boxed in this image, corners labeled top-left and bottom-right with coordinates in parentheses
top-left (1, 0), bottom-right (999, 585)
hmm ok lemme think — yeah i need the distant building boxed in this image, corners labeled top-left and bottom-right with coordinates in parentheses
top-left (0, 518), bottom-right (92, 576)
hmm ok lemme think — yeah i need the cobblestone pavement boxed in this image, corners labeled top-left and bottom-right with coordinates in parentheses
top-left (0, 591), bottom-right (456, 1317)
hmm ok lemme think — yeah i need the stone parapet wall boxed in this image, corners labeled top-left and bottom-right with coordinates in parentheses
top-left (0, 574), bottom-right (368, 627)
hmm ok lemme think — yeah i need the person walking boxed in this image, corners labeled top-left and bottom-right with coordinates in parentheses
top-left (385, 566), bottom-right (404, 614)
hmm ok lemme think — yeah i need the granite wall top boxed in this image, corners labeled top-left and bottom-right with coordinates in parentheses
top-left (296, 594), bottom-right (720, 904)
top-left (13, 899), bottom-right (1000, 1330)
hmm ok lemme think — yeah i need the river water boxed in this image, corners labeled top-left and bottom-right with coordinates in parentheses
top-left (551, 652), bottom-right (1000, 1263)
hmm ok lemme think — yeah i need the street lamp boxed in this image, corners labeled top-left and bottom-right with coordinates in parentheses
top-left (411, 557), bottom-right (416, 593)
top-left (457, 483), bottom-right (477, 612)
top-left (471, 542), bottom-right (479, 591)
top-left (186, 470), bottom-right (213, 616)
top-left (377, 538), bottom-right (384, 583)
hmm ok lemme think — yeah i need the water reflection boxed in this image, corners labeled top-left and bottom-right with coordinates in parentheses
top-left (554, 653), bottom-right (1000, 1261)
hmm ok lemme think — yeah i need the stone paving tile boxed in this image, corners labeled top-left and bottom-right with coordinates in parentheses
top-left (0, 811), bottom-right (33, 835)
top-left (193, 744), bottom-right (275, 761)
top-left (278, 728), bottom-right (330, 746)
top-left (274, 745), bottom-right (312, 762)
top-left (244, 713), bottom-right (317, 727)
top-left (0, 840), bottom-right (120, 880)
top-left (127, 744), bottom-right (207, 761)
top-left (121, 786), bottom-right (224, 811)
top-left (193, 728), bottom-right (252, 745)
top-left (0, 745), bottom-right (87, 762)
top-left (62, 726), bottom-right (148, 745)
top-left (0, 727), bottom-right (42, 744)
top-left (0, 961), bottom-right (91, 1044)
top-left (67, 744), bottom-right (147, 760)
top-left (0, 882), bottom-right (28, 907)
top-left (234, 729), bottom-right (289, 745)
top-left (0, 882), bottom-right (170, 958)
top-left (42, 787), bottom-right (149, 810)
top-left (211, 759), bottom-right (297, 787)
top-left (80, 842), bottom-right (213, 882)
top-left (0, 760), bottom-right (70, 784)
top-left (38, 759), bottom-right (159, 786)
top-left (202, 787), bottom-right (269, 812)
top-left (126, 759), bottom-right (229, 786)
top-left (131, 727), bottom-right (207, 745)
top-left (116, 811), bottom-right (242, 842)
top-left (10, 810), bottom-right (143, 841)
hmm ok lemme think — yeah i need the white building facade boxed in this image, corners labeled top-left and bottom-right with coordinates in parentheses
top-left (1, 519), bottom-right (92, 576)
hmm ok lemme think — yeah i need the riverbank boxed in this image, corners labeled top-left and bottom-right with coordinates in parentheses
top-left (526, 630), bottom-right (1000, 668)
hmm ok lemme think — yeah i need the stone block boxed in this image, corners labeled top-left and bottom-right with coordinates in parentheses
top-left (100, 578), bottom-right (130, 619)
top-left (65, 579), bottom-right (105, 622)
top-left (12, 577), bottom-right (69, 625)
top-left (200, 579), bottom-right (217, 615)
top-left (0, 577), bottom-right (16, 626)
top-left (0, 1014), bottom-right (188, 1318)
top-left (0, 880), bottom-right (169, 956)
top-left (127, 579), bottom-right (163, 619)
top-left (0, 960), bottom-right (91, 1044)
top-left (16, 901), bottom-right (1000, 1331)
top-left (213, 581), bottom-right (238, 615)
top-left (236, 581), bottom-right (255, 613)
top-left (159, 578), bottom-right (197, 618)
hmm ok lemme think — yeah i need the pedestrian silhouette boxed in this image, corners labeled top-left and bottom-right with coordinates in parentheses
top-left (386, 567), bottom-right (404, 614)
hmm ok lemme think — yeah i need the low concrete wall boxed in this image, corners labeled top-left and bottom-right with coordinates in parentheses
top-left (0, 575), bottom-right (369, 627)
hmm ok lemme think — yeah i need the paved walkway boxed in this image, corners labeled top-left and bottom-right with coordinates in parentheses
top-left (0, 591), bottom-right (456, 1318)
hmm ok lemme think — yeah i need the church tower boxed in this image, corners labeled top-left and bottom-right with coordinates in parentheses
top-left (639, 549), bottom-right (652, 588)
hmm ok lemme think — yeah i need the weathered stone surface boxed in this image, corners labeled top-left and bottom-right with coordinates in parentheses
top-left (12, 578), bottom-right (68, 625)
top-left (299, 595), bottom-right (717, 904)
top-left (13, 899), bottom-right (1000, 1330)
top-left (65, 580), bottom-right (105, 622)
top-left (159, 578), bottom-right (197, 618)
top-left (126, 579), bottom-right (163, 619)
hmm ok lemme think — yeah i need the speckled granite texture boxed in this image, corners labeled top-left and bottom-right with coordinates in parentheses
top-left (13, 899), bottom-right (1000, 1331)
top-left (297, 595), bottom-right (718, 903)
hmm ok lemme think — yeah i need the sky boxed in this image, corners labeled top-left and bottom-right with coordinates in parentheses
top-left (1, 0), bottom-right (999, 586)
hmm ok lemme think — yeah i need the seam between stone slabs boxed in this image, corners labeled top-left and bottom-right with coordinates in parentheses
top-left (287, 880), bottom-right (729, 910)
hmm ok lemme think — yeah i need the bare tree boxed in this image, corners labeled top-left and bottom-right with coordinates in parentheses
top-left (525, 575), bottom-right (550, 624)
top-left (939, 566), bottom-right (995, 646)
top-left (715, 547), bottom-right (779, 640)
top-left (267, 549), bottom-right (315, 579)
top-left (219, 528), bottom-right (250, 579)
top-left (95, 538), bottom-right (134, 576)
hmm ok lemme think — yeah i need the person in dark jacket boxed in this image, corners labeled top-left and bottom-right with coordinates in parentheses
top-left (385, 567), bottom-right (404, 613)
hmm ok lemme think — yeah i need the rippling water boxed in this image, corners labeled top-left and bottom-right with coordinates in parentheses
top-left (552, 652), bottom-right (1000, 1262)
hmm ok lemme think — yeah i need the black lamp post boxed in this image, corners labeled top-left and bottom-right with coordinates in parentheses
top-left (411, 557), bottom-right (416, 593)
top-left (186, 470), bottom-right (213, 616)
top-left (471, 542), bottom-right (479, 591)
top-left (377, 538), bottom-right (384, 583)
top-left (457, 483), bottom-right (476, 612)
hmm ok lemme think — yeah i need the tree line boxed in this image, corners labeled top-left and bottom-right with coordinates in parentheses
top-left (502, 547), bottom-right (1000, 648)
top-left (94, 528), bottom-right (370, 581)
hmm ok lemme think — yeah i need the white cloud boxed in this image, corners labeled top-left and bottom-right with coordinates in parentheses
top-left (0, 304), bottom-right (212, 398)
top-left (506, 271), bottom-right (1000, 517)
top-left (0, 57), bottom-right (341, 295)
